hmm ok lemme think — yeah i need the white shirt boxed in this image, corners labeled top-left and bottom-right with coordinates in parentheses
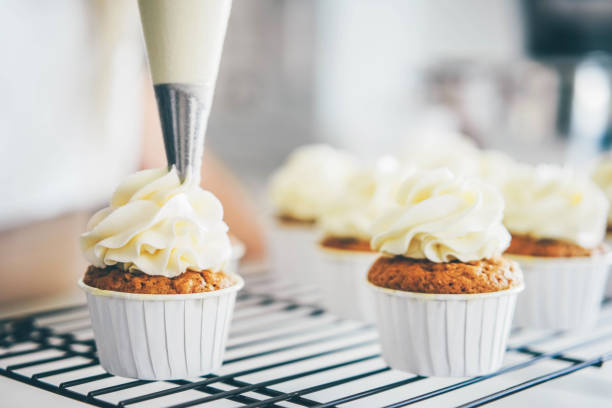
top-left (0, 1), bottom-right (144, 229)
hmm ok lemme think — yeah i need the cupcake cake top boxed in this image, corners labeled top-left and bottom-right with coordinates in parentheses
top-left (591, 155), bottom-right (612, 226)
top-left (503, 164), bottom-right (608, 249)
top-left (268, 144), bottom-right (357, 222)
top-left (318, 156), bottom-right (413, 241)
top-left (80, 166), bottom-right (231, 278)
top-left (371, 168), bottom-right (510, 263)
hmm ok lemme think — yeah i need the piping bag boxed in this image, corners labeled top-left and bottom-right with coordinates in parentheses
top-left (138, 0), bottom-right (232, 183)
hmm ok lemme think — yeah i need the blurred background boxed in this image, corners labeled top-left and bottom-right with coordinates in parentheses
top-left (213, 0), bottom-right (612, 189)
top-left (4, 0), bottom-right (612, 303)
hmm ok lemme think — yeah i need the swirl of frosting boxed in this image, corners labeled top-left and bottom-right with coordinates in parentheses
top-left (269, 144), bottom-right (357, 221)
top-left (318, 156), bottom-right (414, 240)
top-left (80, 167), bottom-right (231, 277)
top-left (401, 130), bottom-right (480, 177)
top-left (477, 150), bottom-right (518, 188)
top-left (503, 164), bottom-right (608, 249)
top-left (371, 168), bottom-right (510, 262)
top-left (592, 156), bottom-right (612, 226)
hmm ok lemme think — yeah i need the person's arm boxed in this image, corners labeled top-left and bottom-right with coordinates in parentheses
top-left (140, 79), bottom-right (266, 261)
top-left (0, 212), bottom-right (89, 304)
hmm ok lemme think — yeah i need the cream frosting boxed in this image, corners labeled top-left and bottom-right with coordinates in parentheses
top-left (592, 155), bottom-right (612, 226)
top-left (476, 150), bottom-right (518, 188)
top-left (269, 144), bottom-right (357, 221)
top-left (371, 168), bottom-right (510, 262)
top-left (80, 167), bottom-right (231, 277)
top-left (318, 156), bottom-right (413, 241)
top-left (401, 131), bottom-right (480, 177)
top-left (401, 130), bottom-right (520, 190)
top-left (503, 164), bottom-right (608, 249)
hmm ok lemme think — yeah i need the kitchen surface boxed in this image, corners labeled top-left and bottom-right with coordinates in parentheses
top-left (3, 0), bottom-right (612, 407)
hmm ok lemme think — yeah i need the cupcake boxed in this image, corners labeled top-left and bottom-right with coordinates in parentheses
top-left (591, 155), bottom-right (612, 297)
top-left (79, 167), bottom-right (244, 380)
top-left (503, 164), bottom-right (610, 330)
top-left (367, 168), bottom-right (523, 377)
top-left (227, 235), bottom-right (246, 275)
top-left (592, 154), bottom-right (612, 234)
top-left (316, 157), bottom-right (411, 321)
top-left (476, 149), bottom-right (518, 188)
top-left (267, 144), bottom-right (357, 285)
top-left (401, 130), bottom-right (480, 177)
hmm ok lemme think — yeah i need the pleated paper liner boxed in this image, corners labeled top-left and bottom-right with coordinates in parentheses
top-left (79, 274), bottom-right (244, 380)
top-left (369, 281), bottom-right (523, 377)
top-left (316, 246), bottom-right (379, 322)
top-left (509, 253), bottom-right (611, 331)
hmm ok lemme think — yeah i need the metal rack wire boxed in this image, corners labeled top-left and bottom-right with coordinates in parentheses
top-left (1, 275), bottom-right (612, 407)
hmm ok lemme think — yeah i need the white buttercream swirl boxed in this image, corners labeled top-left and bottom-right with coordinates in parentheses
top-left (318, 156), bottom-right (414, 240)
top-left (401, 131), bottom-right (480, 177)
top-left (503, 164), bottom-right (608, 248)
top-left (80, 167), bottom-right (231, 277)
top-left (592, 156), bottom-right (612, 226)
top-left (269, 144), bottom-right (357, 221)
top-left (371, 168), bottom-right (510, 262)
top-left (477, 150), bottom-right (518, 188)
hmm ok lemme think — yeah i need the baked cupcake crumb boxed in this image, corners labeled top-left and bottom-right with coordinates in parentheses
top-left (320, 236), bottom-right (373, 252)
top-left (505, 234), bottom-right (605, 258)
top-left (84, 265), bottom-right (235, 294)
top-left (277, 214), bottom-right (316, 226)
top-left (368, 256), bottom-right (521, 294)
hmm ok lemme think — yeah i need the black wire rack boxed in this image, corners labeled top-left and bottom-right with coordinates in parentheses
top-left (1, 275), bottom-right (612, 407)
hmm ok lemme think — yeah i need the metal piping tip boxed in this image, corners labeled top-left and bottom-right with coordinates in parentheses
top-left (154, 83), bottom-right (214, 184)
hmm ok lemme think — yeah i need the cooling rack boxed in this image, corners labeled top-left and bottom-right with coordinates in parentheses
top-left (1, 275), bottom-right (612, 407)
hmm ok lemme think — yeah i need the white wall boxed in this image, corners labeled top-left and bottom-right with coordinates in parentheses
top-left (313, 0), bottom-right (523, 157)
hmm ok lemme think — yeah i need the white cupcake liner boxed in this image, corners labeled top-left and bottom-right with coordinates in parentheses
top-left (226, 238), bottom-right (246, 275)
top-left (604, 234), bottom-right (612, 297)
top-left (509, 253), bottom-right (612, 331)
top-left (79, 274), bottom-right (244, 380)
top-left (316, 246), bottom-right (379, 322)
top-left (267, 218), bottom-right (318, 285)
top-left (368, 281), bottom-right (523, 377)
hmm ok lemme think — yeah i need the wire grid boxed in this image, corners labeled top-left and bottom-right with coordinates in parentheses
top-left (1, 275), bottom-right (612, 407)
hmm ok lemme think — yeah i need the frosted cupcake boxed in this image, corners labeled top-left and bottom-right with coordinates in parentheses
top-left (503, 164), bottom-right (610, 330)
top-left (402, 128), bottom-right (520, 191)
top-left (227, 235), bottom-right (245, 275)
top-left (367, 168), bottom-right (523, 377)
top-left (267, 144), bottom-right (356, 285)
top-left (401, 130), bottom-right (480, 177)
top-left (592, 155), bottom-right (612, 296)
top-left (316, 157), bottom-right (411, 321)
top-left (79, 167), bottom-right (243, 380)
top-left (476, 149), bottom-right (518, 188)
top-left (592, 154), bottom-right (612, 233)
